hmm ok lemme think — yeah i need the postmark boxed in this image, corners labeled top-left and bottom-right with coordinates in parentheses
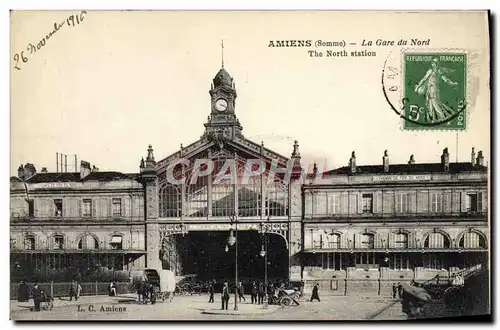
top-left (382, 48), bottom-right (474, 131)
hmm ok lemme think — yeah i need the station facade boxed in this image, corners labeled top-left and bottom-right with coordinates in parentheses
top-left (10, 65), bottom-right (489, 294)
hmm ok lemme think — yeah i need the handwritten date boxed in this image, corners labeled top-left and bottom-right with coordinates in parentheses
top-left (13, 11), bottom-right (87, 71)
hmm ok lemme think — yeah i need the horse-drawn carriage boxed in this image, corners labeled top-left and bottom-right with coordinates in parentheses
top-left (269, 287), bottom-right (301, 307)
top-left (131, 269), bottom-right (176, 303)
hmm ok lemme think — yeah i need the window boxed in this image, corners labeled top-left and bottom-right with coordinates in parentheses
top-left (424, 232), bottom-right (450, 249)
top-left (77, 235), bottom-right (99, 250)
top-left (54, 199), bottom-right (63, 217)
top-left (328, 194), bottom-right (341, 215)
top-left (82, 199), bottom-right (92, 217)
top-left (328, 233), bottom-right (341, 249)
top-left (396, 193), bottom-right (409, 214)
top-left (110, 235), bottom-right (123, 250)
top-left (24, 235), bottom-right (35, 250)
top-left (53, 235), bottom-right (64, 250)
top-left (394, 233), bottom-right (409, 249)
top-left (27, 199), bottom-right (34, 217)
top-left (466, 192), bottom-right (483, 213)
top-left (430, 192), bottom-right (443, 213)
top-left (393, 253), bottom-right (410, 270)
top-left (112, 198), bottom-right (122, 216)
top-left (459, 232), bottom-right (486, 249)
top-left (362, 194), bottom-right (373, 213)
top-left (360, 233), bottom-right (375, 249)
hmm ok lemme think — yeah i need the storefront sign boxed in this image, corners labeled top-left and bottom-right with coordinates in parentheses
top-left (33, 182), bottom-right (82, 189)
top-left (372, 174), bottom-right (431, 182)
top-left (188, 223), bottom-right (260, 231)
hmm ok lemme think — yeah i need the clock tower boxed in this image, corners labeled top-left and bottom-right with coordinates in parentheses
top-left (203, 44), bottom-right (243, 141)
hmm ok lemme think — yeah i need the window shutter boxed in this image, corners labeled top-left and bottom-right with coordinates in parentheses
top-left (357, 193), bottom-right (363, 214)
top-left (340, 233), bottom-right (347, 249)
top-left (408, 192), bottom-right (417, 214)
top-left (354, 233), bottom-right (361, 249)
top-left (408, 231), bottom-right (416, 249)
top-left (477, 191), bottom-right (484, 213)
top-left (444, 191), bottom-right (452, 213)
top-left (92, 198), bottom-right (97, 218)
top-left (304, 231), bottom-right (312, 250)
top-left (388, 232), bottom-right (395, 249)
top-left (342, 193), bottom-right (349, 214)
top-left (374, 191), bottom-right (383, 214)
top-left (374, 232), bottom-right (381, 248)
top-left (460, 192), bottom-right (467, 212)
top-left (77, 199), bottom-right (82, 217)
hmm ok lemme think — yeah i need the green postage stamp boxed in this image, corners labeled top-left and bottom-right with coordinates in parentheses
top-left (403, 53), bottom-right (467, 130)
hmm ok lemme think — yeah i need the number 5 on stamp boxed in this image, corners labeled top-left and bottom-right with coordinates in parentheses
top-left (403, 53), bottom-right (467, 130)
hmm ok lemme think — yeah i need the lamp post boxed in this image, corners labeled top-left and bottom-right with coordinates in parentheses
top-left (227, 214), bottom-right (238, 310)
top-left (260, 217), bottom-right (269, 309)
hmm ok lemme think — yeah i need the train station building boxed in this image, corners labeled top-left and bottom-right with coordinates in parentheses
top-left (10, 64), bottom-right (489, 294)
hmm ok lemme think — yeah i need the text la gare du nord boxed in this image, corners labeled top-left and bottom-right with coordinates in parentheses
top-left (267, 38), bottom-right (431, 58)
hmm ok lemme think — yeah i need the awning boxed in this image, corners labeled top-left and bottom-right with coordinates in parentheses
top-left (111, 236), bottom-right (122, 244)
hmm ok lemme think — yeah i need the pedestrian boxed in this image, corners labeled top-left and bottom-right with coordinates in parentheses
top-left (257, 282), bottom-right (264, 304)
top-left (208, 281), bottom-right (215, 303)
top-left (397, 282), bottom-right (403, 298)
top-left (149, 283), bottom-right (156, 304)
top-left (135, 280), bottom-right (142, 304)
top-left (267, 282), bottom-right (274, 303)
top-left (310, 283), bottom-right (320, 302)
top-left (69, 280), bottom-right (77, 301)
top-left (237, 282), bottom-right (246, 302)
top-left (251, 282), bottom-right (258, 304)
top-left (392, 283), bottom-right (397, 299)
top-left (32, 284), bottom-right (42, 312)
top-left (221, 282), bottom-right (230, 310)
top-left (75, 282), bottom-right (82, 301)
top-left (17, 280), bottom-right (29, 302)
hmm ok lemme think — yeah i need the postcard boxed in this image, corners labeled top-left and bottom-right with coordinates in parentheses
top-left (10, 10), bottom-right (490, 321)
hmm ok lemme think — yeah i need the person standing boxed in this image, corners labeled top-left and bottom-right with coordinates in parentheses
top-left (257, 282), bottom-right (264, 305)
top-left (310, 283), bottom-right (320, 302)
top-left (17, 281), bottom-right (29, 302)
top-left (221, 282), bottom-right (230, 310)
top-left (397, 282), bottom-right (403, 298)
top-left (76, 282), bottom-right (82, 301)
top-left (208, 281), bottom-right (215, 303)
top-left (392, 283), bottom-right (397, 299)
top-left (237, 282), bottom-right (246, 303)
top-left (251, 282), bottom-right (258, 304)
top-left (69, 280), bottom-right (77, 301)
top-left (32, 284), bottom-right (42, 312)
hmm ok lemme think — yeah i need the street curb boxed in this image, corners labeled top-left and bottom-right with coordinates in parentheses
top-left (201, 306), bottom-right (280, 316)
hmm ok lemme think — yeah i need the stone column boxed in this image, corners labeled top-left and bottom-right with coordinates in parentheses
top-left (289, 184), bottom-right (303, 281)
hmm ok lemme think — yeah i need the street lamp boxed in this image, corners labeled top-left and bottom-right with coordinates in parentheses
top-left (260, 217), bottom-right (270, 309)
top-left (227, 214), bottom-right (238, 310)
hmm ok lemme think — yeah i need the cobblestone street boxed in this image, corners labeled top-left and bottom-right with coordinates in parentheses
top-left (11, 294), bottom-right (406, 321)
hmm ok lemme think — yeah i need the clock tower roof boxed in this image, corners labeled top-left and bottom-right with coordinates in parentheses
top-left (213, 68), bottom-right (233, 88)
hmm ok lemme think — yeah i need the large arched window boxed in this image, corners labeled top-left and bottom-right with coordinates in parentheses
top-left (77, 234), bottom-right (99, 250)
top-left (23, 234), bottom-right (35, 250)
top-left (459, 232), bottom-right (486, 249)
top-left (159, 185), bottom-right (182, 217)
top-left (424, 232), bottom-right (451, 248)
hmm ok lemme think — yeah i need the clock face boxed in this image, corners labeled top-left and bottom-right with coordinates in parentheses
top-left (215, 98), bottom-right (228, 112)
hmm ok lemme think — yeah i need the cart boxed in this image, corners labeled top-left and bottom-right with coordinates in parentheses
top-left (269, 287), bottom-right (300, 307)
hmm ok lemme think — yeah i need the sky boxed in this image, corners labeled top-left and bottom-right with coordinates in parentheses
top-left (10, 11), bottom-right (490, 175)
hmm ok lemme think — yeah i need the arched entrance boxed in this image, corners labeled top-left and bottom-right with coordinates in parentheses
top-left (159, 228), bottom-right (289, 282)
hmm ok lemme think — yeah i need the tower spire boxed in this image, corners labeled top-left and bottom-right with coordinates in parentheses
top-left (221, 39), bottom-right (224, 68)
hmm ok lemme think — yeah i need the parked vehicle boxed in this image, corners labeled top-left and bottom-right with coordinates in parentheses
top-left (130, 269), bottom-right (175, 302)
top-left (268, 287), bottom-right (300, 307)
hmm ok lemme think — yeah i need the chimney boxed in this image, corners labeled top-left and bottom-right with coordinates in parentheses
top-left (408, 155), bottom-right (415, 165)
top-left (23, 163), bottom-right (37, 178)
top-left (476, 151), bottom-right (484, 167)
top-left (312, 163), bottom-right (318, 177)
top-left (41, 167), bottom-right (48, 173)
top-left (80, 161), bottom-right (91, 179)
top-left (383, 150), bottom-right (389, 173)
top-left (17, 164), bottom-right (24, 179)
top-left (441, 148), bottom-right (450, 172)
top-left (349, 151), bottom-right (356, 174)
top-left (471, 147), bottom-right (476, 165)
top-left (92, 165), bottom-right (99, 172)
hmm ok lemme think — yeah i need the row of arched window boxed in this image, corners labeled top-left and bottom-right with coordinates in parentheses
top-left (308, 230), bottom-right (487, 250)
top-left (16, 233), bottom-right (123, 251)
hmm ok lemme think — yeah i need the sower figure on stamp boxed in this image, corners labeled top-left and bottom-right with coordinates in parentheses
top-left (221, 282), bottom-right (230, 310)
top-left (310, 283), bottom-right (320, 302)
top-left (208, 281), bottom-right (215, 303)
top-left (414, 57), bottom-right (458, 122)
